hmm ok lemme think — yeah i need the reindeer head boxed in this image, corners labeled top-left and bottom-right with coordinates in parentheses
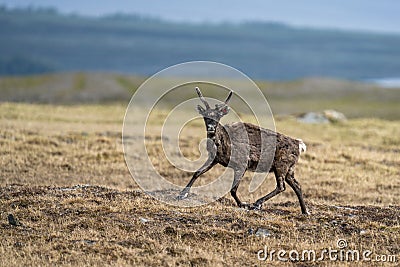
top-left (195, 87), bottom-right (233, 134)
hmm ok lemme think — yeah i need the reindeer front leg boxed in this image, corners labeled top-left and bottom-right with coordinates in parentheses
top-left (178, 137), bottom-right (218, 200)
top-left (177, 158), bottom-right (216, 200)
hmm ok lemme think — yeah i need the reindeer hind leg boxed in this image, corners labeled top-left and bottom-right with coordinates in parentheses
top-left (230, 168), bottom-right (248, 208)
top-left (285, 167), bottom-right (309, 215)
top-left (252, 168), bottom-right (286, 210)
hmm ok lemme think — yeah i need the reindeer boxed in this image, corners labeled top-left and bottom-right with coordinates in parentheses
top-left (177, 87), bottom-right (309, 214)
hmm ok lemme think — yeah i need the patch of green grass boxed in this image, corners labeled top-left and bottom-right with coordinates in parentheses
top-left (115, 75), bottom-right (140, 94)
top-left (0, 74), bottom-right (52, 90)
top-left (73, 72), bottom-right (86, 91)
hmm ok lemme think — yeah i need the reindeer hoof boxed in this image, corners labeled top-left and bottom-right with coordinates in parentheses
top-left (302, 210), bottom-right (310, 215)
top-left (238, 202), bottom-right (262, 210)
top-left (177, 191), bottom-right (189, 200)
top-left (249, 203), bottom-right (262, 210)
top-left (238, 202), bottom-right (251, 209)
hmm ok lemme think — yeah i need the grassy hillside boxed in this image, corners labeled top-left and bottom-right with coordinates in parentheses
top-left (1, 72), bottom-right (399, 120)
top-left (0, 72), bottom-right (142, 103)
top-left (1, 7), bottom-right (400, 80)
top-left (0, 103), bottom-right (399, 266)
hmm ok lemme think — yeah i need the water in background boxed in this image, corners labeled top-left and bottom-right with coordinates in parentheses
top-left (367, 78), bottom-right (400, 88)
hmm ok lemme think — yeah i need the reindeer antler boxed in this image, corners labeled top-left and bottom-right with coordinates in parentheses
top-left (195, 87), bottom-right (210, 109)
top-left (224, 91), bottom-right (233, 104)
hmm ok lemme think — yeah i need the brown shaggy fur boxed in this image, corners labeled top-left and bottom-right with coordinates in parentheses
top-left (178, 89), bottom-right (308, 214)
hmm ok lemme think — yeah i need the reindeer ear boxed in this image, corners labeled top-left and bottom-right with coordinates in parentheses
top-left (219, 105), bottom-right (230, 115)
top-left (197, 105), bottom-right (205, 114)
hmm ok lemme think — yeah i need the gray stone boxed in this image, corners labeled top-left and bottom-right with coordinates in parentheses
top-left (139, 217), bottom-right (149, 223)
top-left (323, 109), bottom-right (347, 123)
top-left (298, 112), bottom-right (329, 124)
top-left (297, 110), bottom-right (347, 124)
top-left (255, 228), bottom-right (272, 237)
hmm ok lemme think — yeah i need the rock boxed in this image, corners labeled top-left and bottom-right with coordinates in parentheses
top-left (333, 205), bottom-right (357, 211)
top-left (297, 110), bottom-right (346, 124)
top-left (359, 229), bottom-right (368, 235)
top-left (323, 110), bottom-right (347, 123)
top-left (251, 228), bottom-right (272, 237)
top-left (8, 214), bottom-right (22, 226)
top-left (330, 220), bottom-right (338, 226)
top-left (72, 239), bottom-right (96, 245)
top-left (83, 240), bottom-right (96, 245)
top-left (297, 112), bottom-right (329, 124)
top-left (14, 242), bottom-right (24, 248)
top-left (164, 226), bottom-right (177, 235)
top-left (139, 217), bottom-right (149, 223)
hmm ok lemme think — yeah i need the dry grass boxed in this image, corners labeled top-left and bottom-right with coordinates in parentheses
top-left (0, 103), bottom-right (399, 266)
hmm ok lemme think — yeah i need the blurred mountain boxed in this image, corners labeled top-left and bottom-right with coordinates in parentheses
top-left (1, 7), bottom-right (400, 80)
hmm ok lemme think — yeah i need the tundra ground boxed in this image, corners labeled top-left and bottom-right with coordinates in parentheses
top-left (0, 103), bottom-right (399, 266)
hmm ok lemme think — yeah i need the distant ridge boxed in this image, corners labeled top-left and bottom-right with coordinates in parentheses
top-left (1, 7), bottom-right (400, 80)
top-left (1, 72), bottom-right (399, 120)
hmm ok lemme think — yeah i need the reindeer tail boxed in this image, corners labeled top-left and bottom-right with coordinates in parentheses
top-left (296, 139), bottom-right (307, 154)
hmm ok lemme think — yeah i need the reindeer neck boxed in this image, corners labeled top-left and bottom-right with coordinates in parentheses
top-left (206, 122), bottom-right (223, 141)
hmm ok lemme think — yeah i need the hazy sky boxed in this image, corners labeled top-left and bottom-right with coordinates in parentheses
top-left (1, 0), bottom-right (399, 34)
